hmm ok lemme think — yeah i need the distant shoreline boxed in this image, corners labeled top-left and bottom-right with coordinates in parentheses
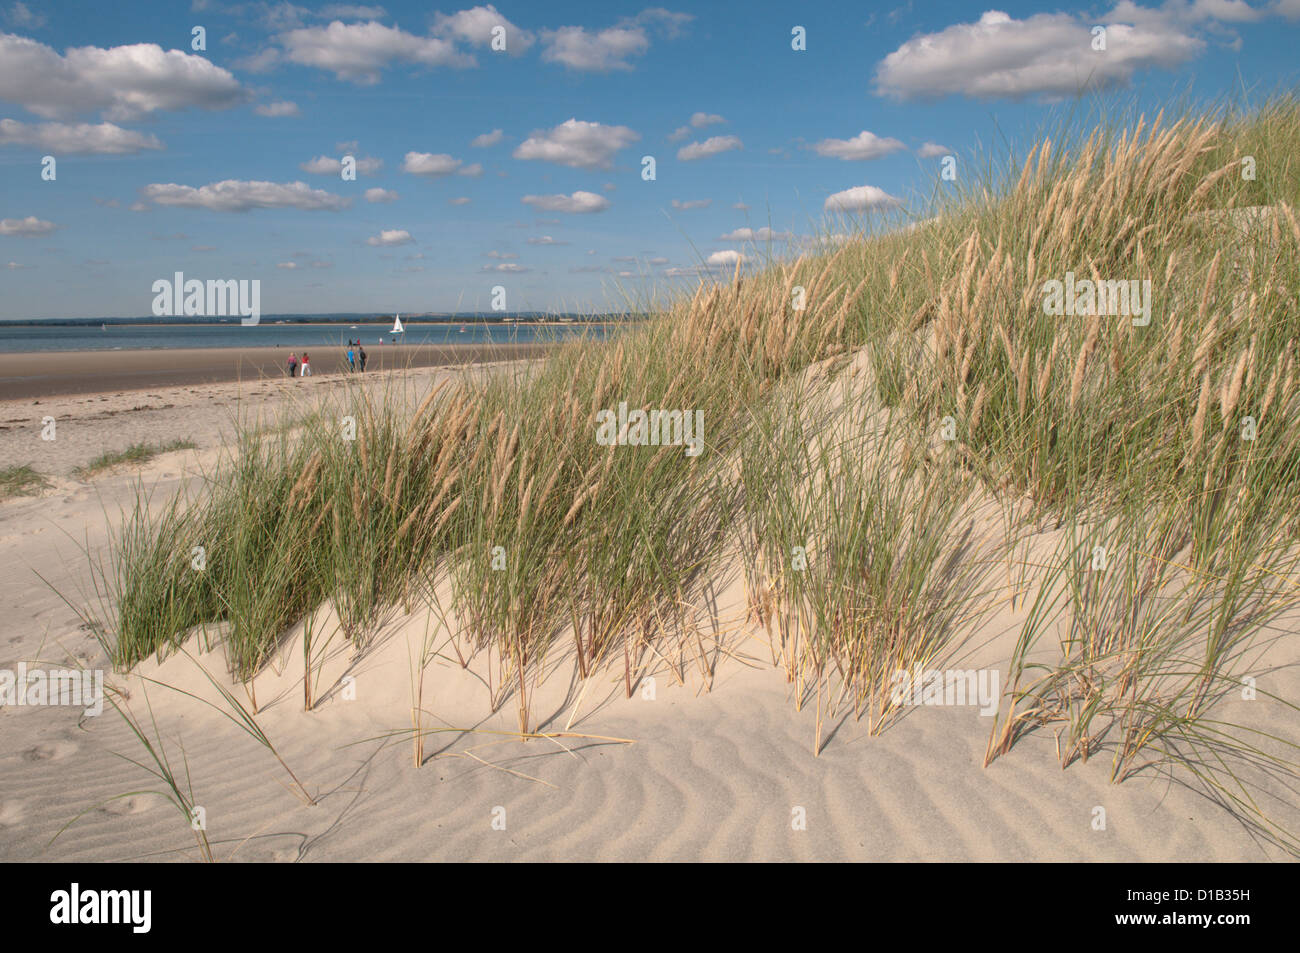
top-left (0, 317), bottom-right (633, 328)
top-left (0, 341), bottom-right (554, 400)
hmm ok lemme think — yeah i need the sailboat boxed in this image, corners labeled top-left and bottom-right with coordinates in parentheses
top-left (391, 313), bottom-right (404, 334)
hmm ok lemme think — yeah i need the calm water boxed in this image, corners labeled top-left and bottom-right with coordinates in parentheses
top-left (0, 321), bottom-right (611, 353)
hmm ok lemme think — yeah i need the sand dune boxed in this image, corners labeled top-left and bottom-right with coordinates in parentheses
top-left (2, 366), bottom-right (1297, 862)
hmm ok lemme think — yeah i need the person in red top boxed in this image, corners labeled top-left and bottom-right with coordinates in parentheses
top-left (301, 352), bottom-right (312, 377)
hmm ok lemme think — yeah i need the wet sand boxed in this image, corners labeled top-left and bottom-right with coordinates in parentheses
top-left (0, 342), bottom-right (553, 400)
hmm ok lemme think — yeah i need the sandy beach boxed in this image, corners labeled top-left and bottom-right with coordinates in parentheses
top-left (1, 350), bottom-right (1297, 863)
top-left (0, 342), bottom-right (554, 401)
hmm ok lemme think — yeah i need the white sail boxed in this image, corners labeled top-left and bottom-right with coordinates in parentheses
top-left (392, 313), bottom-right (404, 333)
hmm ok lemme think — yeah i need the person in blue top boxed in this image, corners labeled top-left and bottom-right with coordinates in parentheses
top-left (346, 345), bottom-right (355, 371)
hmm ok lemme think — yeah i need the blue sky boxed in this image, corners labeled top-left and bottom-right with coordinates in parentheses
top-left (1, 0), bottom-right (1297, 319)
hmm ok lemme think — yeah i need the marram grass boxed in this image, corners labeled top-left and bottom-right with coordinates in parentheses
top-left (73, 96), bottom-right (1300, 853)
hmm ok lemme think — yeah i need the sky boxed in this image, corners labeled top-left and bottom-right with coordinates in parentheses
top-left (0, 0), bottom-right (1297, 319)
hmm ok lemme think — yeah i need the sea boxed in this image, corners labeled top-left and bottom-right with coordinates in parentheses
top-left (0, 317), bottom-right (616, 353)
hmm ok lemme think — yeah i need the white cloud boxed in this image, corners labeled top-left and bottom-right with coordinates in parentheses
top-left (365, 187), bottom-right (399, 202)
top-left (141, 179), bottom-right (350, 212)
top-left (471, 128), bottom-right (503, 147)
top-left (671, 111), bottom-right (725, 139)
top-left (483, 261), bottom-right (530, 272)
top-left (1276, 0), bottom-right (1300, 20)
top-left (677, 135), bottom-right (742, 161)
top-left (0, 118), bottom-right (162, 153)
top-left (236, 48), bottom-right (282, 73)
top-left (1186, 0), bottom-right (1264, 21)
top-left (527, 235), bottom-right (569, 245)
top-left (513, 118), bottom-right (639, 170)
top-left (278, 20), bottom-right (472, 84)
top-left (521, 191), bottom-right (610, 213)
top-left (301, 154), bottom-right (382, 175)
top-left (671, 198), bottom-right (710, 209)
top-left (707, 249), bottom-right (744, 266)
top-left (254, 100), bottom-right (300, 117)
top-left (824, 184), bottom-right (901, 212)
top-left (277, 261), bottom-right (298, 269)
top-left (7, 3), bottom-right (44, 28)
top-left (873, 9), bottom-right (1205, 100)
top-left (448, 196), bottom-right (472, 205)
top-left (538, 9), bottom-right (690, 70)
top-left (485, 249), bottom-right (517, 259)
top-left (433, 4), bottom-right (534, 53)
top-left (718, 226), bottom-right (790, 241)
top-left (631, 8), bottom-right (693, 36)
top-left (402, 151), bottom-right (471, 176)
top-left (0, 34), bottom-right (246, 120)
top-left (812, 130), bottom-right (906, 160)
top-left (540, 25), bottom-right (648, 71)
top-left (5, 260), bottom-right (33, 269)
top-left (458, 161), bottom-right (483, 177)
top-left (367, 228), bottom-right (412, 246)
top-left (319, 5), bottom-right (389, 19)
top-left (0, 215), bottom-right (57, 236)
top-left (917, 141), bottom-right (950, 158)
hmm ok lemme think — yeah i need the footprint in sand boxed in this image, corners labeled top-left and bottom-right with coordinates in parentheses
top-left (0, 800), bottom-right (26, 827)
top-left (23, 739), bottom-right (78, 762)
top-left (239, 844), bottom-right (299, 863)
top-left (100, 793), bottom-right (166, 816)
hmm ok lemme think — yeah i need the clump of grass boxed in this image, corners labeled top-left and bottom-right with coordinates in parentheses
top-left (986, 496), bottom-right (1300, 851)
top-left (0, 464), bottom-right (51, 499)
top-left (738, 369), bottom-right (1003, 749)
top-left (75, 439), bottom-right (198, 478)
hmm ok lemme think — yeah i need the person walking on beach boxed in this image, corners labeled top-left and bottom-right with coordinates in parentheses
top-left (288, 352), bottom-right (298, 378)
top-left (358, 345), bottom-right (367, 372)
top-left (346, 345), bottom-right (355, 372)
top-left (301, 352), bottom-right (311, 377)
